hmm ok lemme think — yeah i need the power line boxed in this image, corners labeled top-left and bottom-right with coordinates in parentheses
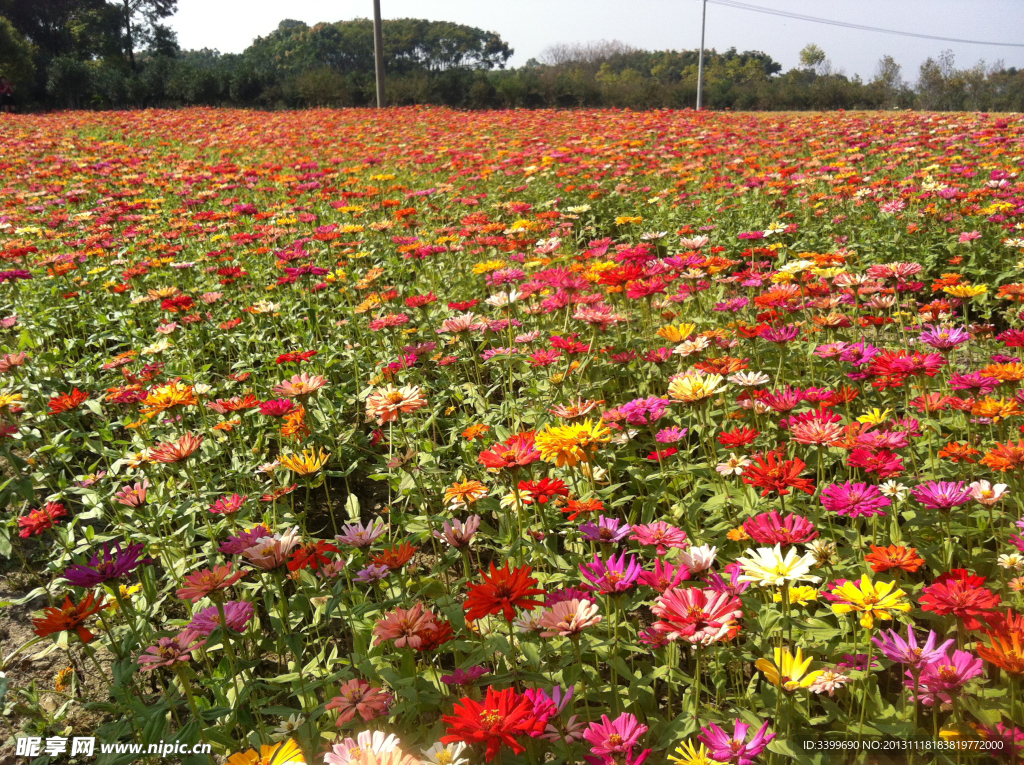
top-left (706, 0), bottom-right (1024, 48)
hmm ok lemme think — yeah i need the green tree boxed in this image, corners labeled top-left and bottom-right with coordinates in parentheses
top-left (0, 16), bottom-right (36, 87)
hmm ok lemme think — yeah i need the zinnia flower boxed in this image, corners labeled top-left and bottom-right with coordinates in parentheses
top-left (464, 563), bottom-right (545, 622)
top-left (756, 646), bottom-right (822, 692)
top-left (829, 575), bottom-right (912, 629)
top-left (326, 679), bottom-right (393, 725)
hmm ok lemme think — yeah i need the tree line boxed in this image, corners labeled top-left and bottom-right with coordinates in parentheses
top-left (2, 2), bottom-right (1024, 111)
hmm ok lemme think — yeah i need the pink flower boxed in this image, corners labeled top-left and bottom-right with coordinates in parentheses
top-left (651, 587), bottom-right (742, 644)
top-left (638, 559), bottom-right (690, 593)
top-left (434, 516), bottom-right (481, 549)
top-left (209, 493), bottom-right (247, 514)
top-left (743, 511), bottom-right (818, 545)
top-left (911, 480), bottom-right (972, 511)
top-left (583, 713), bottom-right (647, 757)
top-left (114, 480), bottom-right (150, 508)
top-left (175, 564), bottom-right (247, 603)
top-left (537, 599), bottom-right (602, 637)
top-left (629, 521), bottom-right (689, 555)
top-left (326, 679), bottom-right (393, 725)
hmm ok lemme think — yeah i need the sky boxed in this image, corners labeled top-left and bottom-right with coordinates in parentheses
top-left (170, 0), bottom-right (1024, 80)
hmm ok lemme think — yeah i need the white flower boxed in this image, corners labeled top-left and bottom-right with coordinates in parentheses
top-left (716, 453), bottom-right (751, 476)
top-left (640, 230), bottom-right (668, 241)
top-left (270, 714), bottom-right (304, 742)
top-left (566, 205), bottom-right (591, 214)
top-left (422, 741), bottom-right (469, 765)
top-left (193, 383), bottom-right (213, 396)
top-left (727, 371), bottom-right (771, 387)
top-left (878, 480), bottom-right (909, 500)
top-left (324, 731), bottom-right (401, 765)
top-left (736, 544), bottom-right (821, 587)
top-left (999, 553), bottom-right (1024, 572)
top-left (968, 480), bottom-right (1009, 507)
top-left (485, 289), bottom-right (522, 308)
top-left (141, 339), bottom-right (171, 356)
top-left (679, 544), bottom-right (717, 573)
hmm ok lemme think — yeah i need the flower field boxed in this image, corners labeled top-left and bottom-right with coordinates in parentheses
top-left (3, 107), bottom-right (1024, 765)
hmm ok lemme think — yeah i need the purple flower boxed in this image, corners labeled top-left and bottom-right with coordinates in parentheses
top-left (698, 719), bottom-right (775, 765)
top-left (63, 542), bottom-right (154, 587)
top-left (918, 325), bottom-right (970, 351)
top-left (758, 324), bottom-right (799, 344)
top-left (188, 600), bottom-right (254, 636)
top-left (837, 653), bottom-right (883, 671)
top-left (546, 586), bottom-right (596, 606)
top-left (584, 713), bottom-right (647, 756)
top-left (440, 666), bottom-right (488, 686)
top-left (580, 516), bottom-right (631, 545)
top-left (354, 564), bottom-right (391, 584)
top-left (579, 551), bottom-right (642, 594)
top-left (872, 628), bottom-right (955, 670)
top-left (911, 480), bottom-right (972, 511)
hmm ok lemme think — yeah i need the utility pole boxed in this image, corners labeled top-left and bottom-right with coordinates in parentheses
top-left (372, 0), bottom-right (386, 108)
top-left (696, 0), bottom-right (707, 110)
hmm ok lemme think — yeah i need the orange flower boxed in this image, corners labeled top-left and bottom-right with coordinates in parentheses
top-left (444, 479), bottom-right (488, 507)
top-left (370, 541), bottom-right (418, 570)
top-left (32, 592), bottom-right (106, 643)
top-left (865, 545), bottom-right (925, 574)
top-left (937, 441), bottom-right (980, 464)
top-left (971, 397), bottom-right (1020, 423)
top-left (48, 388), bottom-right (88, 415)
top-left (979, 363), bottom-right (1024, 382)
top-left (978, 630), bottom-right (1024, 675)
top-left (462, 424), bottom-right (490, 441)
top-left (981, 440), bottom-right (1024, 472)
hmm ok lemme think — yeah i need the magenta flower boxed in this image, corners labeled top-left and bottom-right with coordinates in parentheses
top-left (583, 713), bottom-right (647, 756)
top-left (742, 511), bottom-right (818, 545)
top-left (580, 516), bottom-right (632, 545)
top-left (219, 526), bottom-right (272, 554)
top-left (629, 521), bottom-right (689, 555)
top-left (911, 480), bottom-right (972, 511)
top-left (820, 481), bottom-right (890, 519)
top-left (63, 542), bottom-right (154, 587)
top-left (335, 518), bottom-right (386, 548)
top-left (872, 628), bottom-right (954, 670)
top-left (618, 397), bottom-right (670, 426)
top-left (908, 650), bottom-right (984, 706)
top-left (698, 719), bottom-right (775, 765)
top-left (918, 325), bottom-right (970, 351)
top-left (440, 666), bottom-right (488, 686)
top-left (579, 551), bottom-right (642, 594)
top-left (757, 324), bottom-right (799, 344)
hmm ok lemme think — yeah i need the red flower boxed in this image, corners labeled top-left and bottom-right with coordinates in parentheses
top-left (441, 686), bottom-right (545, 762)
top-left (741, 452), bottom-right (814, 497)
top-left (276, 350), bottom-right (318, 364)
top-left (18, 502), bottom-right (67, 538)
top-left (48, 388), bottom-right (88, 415)
top-left (32, 592), bottom-right (106, 643)
top-left (479, 432), bottom-right (541, 471)
top-left (517, 477), bottom-right (569, 505)
top-left (370, 541), bottom-right (418, 570)
top-left (464, 563), bottom-right (545, 622)
top-left (288, 540), bottom-right (340, 571)
top-left (717, 426), bottom-right (759, 448)
top-left (919, 569), bottom-right (1002, 630)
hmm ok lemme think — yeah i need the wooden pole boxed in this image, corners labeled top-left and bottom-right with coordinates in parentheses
top-left (372, 0), bottom-right (386, 108)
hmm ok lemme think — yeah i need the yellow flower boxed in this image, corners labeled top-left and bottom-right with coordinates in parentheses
top-left (279, 448), bottom-right (330, 476)
top-left (668, 373), bottom-right (726, 406)
top-left (227, 739), bottom-right (305, 765)
top-left (773, 585), bottom-right (819, 606)
top-left (0, 391), bottom-right (23, 410)
top-left (106, 584), bottom-right (142, 612)
top-left (657, 323), bottom-right (696, 343)
top-left (54, 666), bottom-right (74, 692)
top-left (943, 284), bottom-right (987, 299)
top-left (668, 741), bottom-right (726, 765)
top-left (857, 407), bottom-right (892, 425)
top-left (472, 260), bottom-right (506, 275)
top-left (829, 574), bottom-right (911, 629)
top-left (615, 215), bottom-right (643, 225)
top-left (535, 420), bottom-right (611, 467)
top-left (756, 646), bottom-right (823, 692)
top-left (140, 381), bottom-right (197, 418)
